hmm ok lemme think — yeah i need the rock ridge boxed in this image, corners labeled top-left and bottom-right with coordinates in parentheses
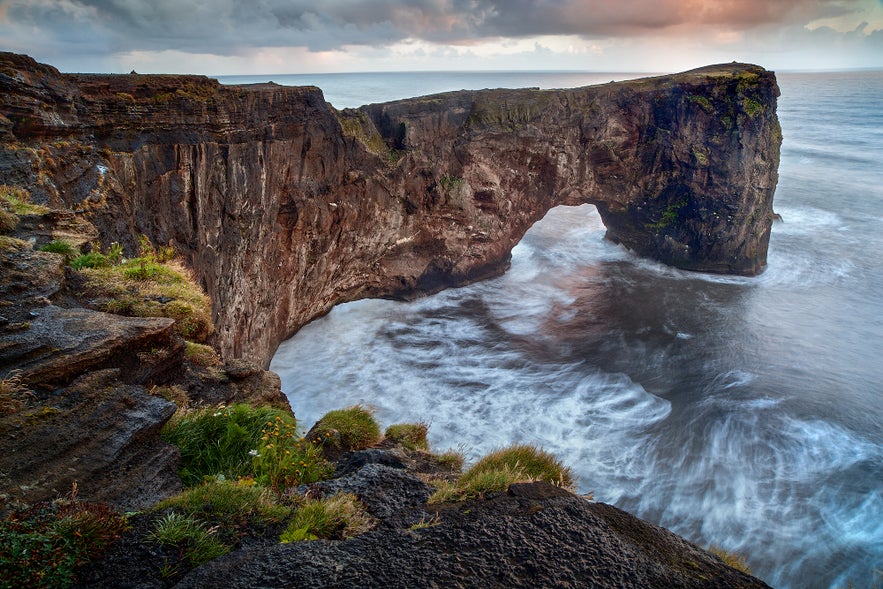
top-left (1, 53), bottom-right (781, 367)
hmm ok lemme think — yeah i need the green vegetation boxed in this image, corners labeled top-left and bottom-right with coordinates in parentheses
top-left (428, 444), bottom-right (574, 503)
top-left (0, 496), bottom-right (128, 589)
top-left (438, 175), bottom-right (464, 192)
top-left (692, 147), bottom-right (710, 167)
top-left (742, 97), bottom-right (764, 118)
top-left (70, 242), bottom-right (123, 270)
top-left (73, 239), bottom-right (212, 342)
top-left (163, 403), bottom-right (295, 486)
top-left (310, 405), bottom-right (381, 451)
top-left (708, 545), bottom-right (752, 575)
top-left (0, 185), bottom-right (49, 216)
top-left (385, 422), bottom-right (429, 451)
top-left (162, 404), bottom-right (330, 491)
top-left (336, 110), bottom-right (388, 155)
top-left (39, 239), bottom-right (79, 260)
top-left (251, 414), bottom-right (332, 492)
top-left (183, 341), bottom-right (220, 367)
top-left (149, 512), bottom-right (228, 567)
top-left (688, 94), bottom-right (714, 113)
top-left (279, 493), bottom-right (374, 543)
top-left (435, 448), bottom-right (466, 471)
top-left (156, 478), bottom-right (291, 524)
top-left (647, 198), bottom-right (689, 230)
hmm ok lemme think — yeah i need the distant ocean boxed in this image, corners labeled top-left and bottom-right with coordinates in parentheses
top-left (221, 70), bottom-right (883, 589)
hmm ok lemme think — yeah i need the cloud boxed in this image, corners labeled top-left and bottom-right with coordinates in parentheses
top-left (0, 0), bottom-right (880, 72)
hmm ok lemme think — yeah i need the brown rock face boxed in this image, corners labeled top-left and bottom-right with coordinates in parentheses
top-left (0, 53), bottom-right (781, 366)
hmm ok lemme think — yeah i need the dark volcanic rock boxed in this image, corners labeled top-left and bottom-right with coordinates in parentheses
top-left (0, 369), bottom-right (180, 510)
top-left (0, 305), bottom-right (181, 389)
top-left (306, 462), bottom-right (433, 527)
top-left (0, 52), bottom-right (781, 367)
top-left (176, 481), bottom-right (771, 589)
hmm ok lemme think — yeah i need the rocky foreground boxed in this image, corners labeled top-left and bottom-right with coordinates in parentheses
top-left (1, 53), bottom-right (777, 587)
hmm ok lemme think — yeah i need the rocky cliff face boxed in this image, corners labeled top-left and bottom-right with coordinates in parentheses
top-left (0, 53), bottom-right (781, 366)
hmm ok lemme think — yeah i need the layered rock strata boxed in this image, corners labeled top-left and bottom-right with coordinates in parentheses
top-left (0, 53), bottom-right (781, 366)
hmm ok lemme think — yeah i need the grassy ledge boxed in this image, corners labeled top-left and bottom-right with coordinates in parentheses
top-left (428, 444), bottom-right (574, 503)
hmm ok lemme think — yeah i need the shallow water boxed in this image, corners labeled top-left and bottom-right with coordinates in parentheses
top-left (270, 71), bottom-right (883, 588)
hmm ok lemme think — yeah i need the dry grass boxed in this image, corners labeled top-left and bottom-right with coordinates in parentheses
top-left (184, 341), bottom-right (221, 367)
top-left (0, 185), bottom-right (49, 216)
top-left (77, 254), bottom-right (213, 343)
top-left (708, 545), bottom-right (752, 575)
top-left (0, 370), bottom-right (34, 416)
top-left (428, 444), bottom-right (574, 503)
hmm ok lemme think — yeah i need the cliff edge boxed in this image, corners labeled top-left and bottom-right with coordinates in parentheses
top-left (0, 53), bottom-right (781, 367)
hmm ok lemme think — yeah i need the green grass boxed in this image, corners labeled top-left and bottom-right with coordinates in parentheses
top-left (162, 404), bottom-right (331, 491)
top-left (156, 479), bottom-right (291, 524)
top-left (428, 444), bottom-right (574, 503)
top-left (184, 341), bottom-right (220, 367)
top-left (0, 497), bottom-right (128, 589)
top-left (384, 422), bottom-right (429, 451)
top-left (435, 449), bottom-right (465, 471)
top-left (74, 241), bottom-right (212, 342)
top-left (39, 240), bottom-right (79, 260)
top-left (309, 405), bottom-right (381, 451)
top-left (149, 512), bottom-right (228, 566)
top-left (162, 404), bottom-right (296, 486)
top-left (0, 185), bottom-right (49, 216)
top-left (251, 414), bottom-right (332, 492)
top-left (279, 493), bottom-right (375, 543)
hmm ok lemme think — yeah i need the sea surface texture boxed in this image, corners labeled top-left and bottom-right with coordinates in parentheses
top-left (265, 70), bottom-right (883, 589)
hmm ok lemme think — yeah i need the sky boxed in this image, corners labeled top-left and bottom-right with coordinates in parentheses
top-left (1, 0), bottom-right (882, 75)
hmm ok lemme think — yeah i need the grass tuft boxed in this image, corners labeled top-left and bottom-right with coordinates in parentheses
top-left (428, 444), bottom-right (573, 503)
top-left (149, 512), bottom-right (228, 567)
top-left (708, 544), bottom-right (752, 575)
top-left (279, 493), bottom-right (375, 543)
top-left (184, 341), bottom-right (221, 367)
top-left (435, 449), bottom-right (465, 471)
top-left (384, 422), bottom-right (429, 450)
top-left (39, 240), bottom-right (79, 260)
top-left (74, 242), bottom-right (212, 342)
top-left (156, 478), bottom-right (291, 524)
top-left (0, 185), bottom-right (49, 216)
top-left (310, 405), bottom-right (381, 451)
top-left (0, 370), bottom-right (34, 416)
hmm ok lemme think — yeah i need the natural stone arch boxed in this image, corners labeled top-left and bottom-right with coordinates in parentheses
top-left (0, 54), bottom-right (780, 366)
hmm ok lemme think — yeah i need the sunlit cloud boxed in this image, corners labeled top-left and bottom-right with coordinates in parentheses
top-left (0, 0), bottom-right (880, 73)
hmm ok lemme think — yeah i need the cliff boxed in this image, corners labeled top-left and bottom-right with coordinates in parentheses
top-left (0, 52), bottom-right (781, 367)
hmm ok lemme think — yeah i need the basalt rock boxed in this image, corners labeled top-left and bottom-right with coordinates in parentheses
top-left (176, 476), bottom-right (771, 589)
top-left (0, 52), bottom-right (781, 367)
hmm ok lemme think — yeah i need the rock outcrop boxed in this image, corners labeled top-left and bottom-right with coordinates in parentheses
top-left (175, 458), bottom-right (771, 589)
top-left (0, 52), bottom-right (781, 367)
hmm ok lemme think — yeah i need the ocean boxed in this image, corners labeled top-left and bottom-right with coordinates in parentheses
top-left (243, 70), bottom-right (883, 588)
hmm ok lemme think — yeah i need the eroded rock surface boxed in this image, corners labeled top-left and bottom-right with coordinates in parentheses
top-left (1, 52), bottom-right (781, 366)
top-left (176, 476), bottom-right (771, 589)
top-left (0, 369), bottom-right (180, 510)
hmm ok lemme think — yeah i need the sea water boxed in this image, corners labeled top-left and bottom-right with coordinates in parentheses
top-left (260, 71), bottom-right (883, 588)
